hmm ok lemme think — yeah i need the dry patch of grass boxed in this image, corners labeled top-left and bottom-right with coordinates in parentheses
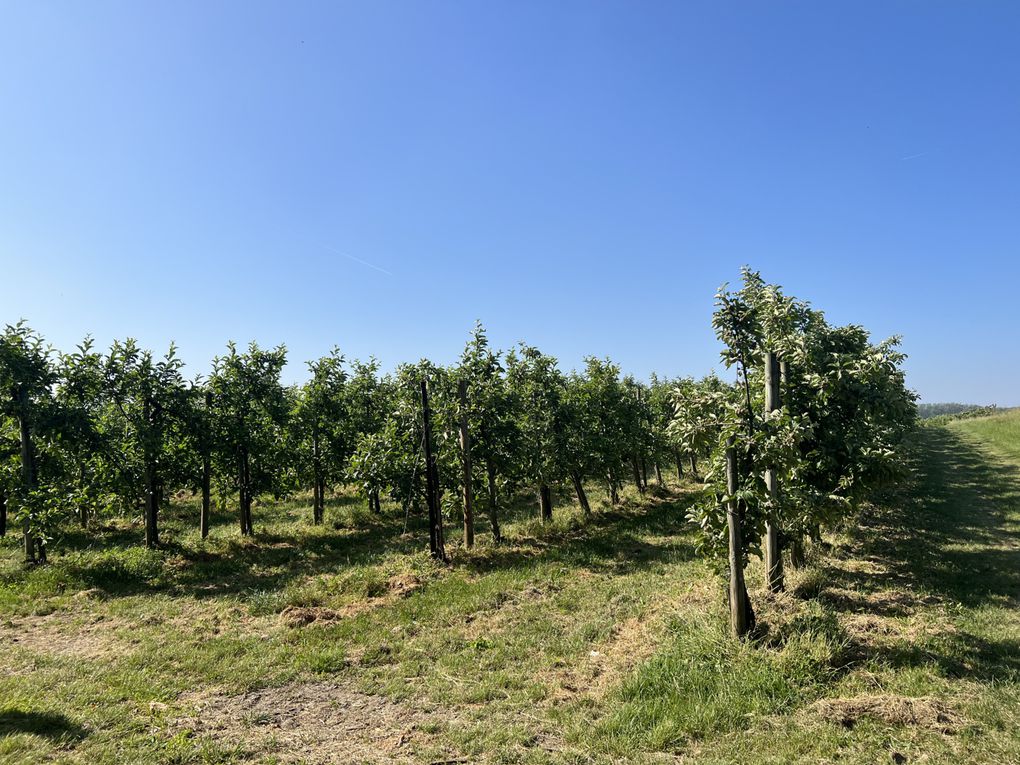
top-left (279, 572), bottom-right (426, 628)
top-left (0, 610), bottom-right (135, 662)
top-left (554, 578), bottom-right (716, 704)
top-left (810, 694), bottom-right (962, 733)
top-left (175, 680), bottom-right (455, 764)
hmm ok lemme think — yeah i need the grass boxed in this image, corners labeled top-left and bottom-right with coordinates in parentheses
top-left (1, 415), bottom-right (1019, 763)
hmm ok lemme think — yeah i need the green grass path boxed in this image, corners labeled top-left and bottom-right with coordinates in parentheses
top-left (0, 413), bottom-right (1018, 763)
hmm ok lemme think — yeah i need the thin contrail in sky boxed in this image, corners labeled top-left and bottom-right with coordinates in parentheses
top-left (900, 151), bottom-right (929, 161)
top-left (322, 245), bottom-right (393, 276)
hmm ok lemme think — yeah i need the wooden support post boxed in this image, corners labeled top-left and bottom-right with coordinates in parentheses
top-left (726, 438), bottom-right (752, 638)
top-left (571, 471), bottom-right (591, 515)
top-left (200, 391), bottom-right (212, 539)
top-left (421, 379), bottom-right (446, 561)
top-left (764, 351), bottom-right (784, 592)
top-left (539, 484), bottom-right (552, 522)
top-left (144, 462), bottom-right (159, 548)
top-left (18, 394), bottom-right (37, 563)
top-left (312, 430), bottom-right (323, 525)
top-left (458, 379), bottom-right (474, 549)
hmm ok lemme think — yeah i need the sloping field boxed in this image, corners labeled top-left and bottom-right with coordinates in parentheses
top-left (1, 416), bottom-right (1019, 764)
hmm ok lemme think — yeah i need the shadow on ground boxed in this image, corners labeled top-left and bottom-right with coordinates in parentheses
top-left (0, 710), bottom-right (88, 742)
top-left (2, 480), bottom-right (701, 604)
top-left (805, 425), bottom-right (1020, 683)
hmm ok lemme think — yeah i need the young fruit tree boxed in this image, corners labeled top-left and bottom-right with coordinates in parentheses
top-left (103, 340), bottom-right (193, 548)
top-left (505, 344), bottom-right (566, 522)
top-left (0, 323), bottom-right (59, 562)
top-left (687, 269), bottom-right (915, 638)
top-left (290, 348), bottom-right (350, 525)
top-left (455, 324), bottom-right (519, 541)
top-left (208, 342), bottom-right (289, 536)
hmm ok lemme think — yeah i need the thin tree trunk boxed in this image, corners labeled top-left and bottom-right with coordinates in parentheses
top-left (238, 458), bottom-right (246, 535)
top-left (790, 535), bottom-right (806, 568)
top-left (631, 457), bottom-right (644, 493)
top-left (244, 455), bottom-right (254, 535)
top-left (239, 451), bottom-right (253, 536)
top-left (312, 431), bottom-right (323, 525)
top-left (0, 489), bottom-right (6, 537)
top-left (726, 438), bottom-right (754, 638)
top-left (571, 471), bottom-right (591, 515)
top-left (689, 454), bottom-right (699, 480)
top-left (539, 483), bottom-right (552, 522)
top-left (640, 457), bottom-right (648, 489)
top-left (201, 390), bottom-right (212, 539)
top-left (607, 469), bottom-right (620, 505)
top-left (654, 462), bottom-right (663, 486)
top-left (764, 351), bottom-right (784, 593)
top-left (144, 461), bottom-right (159, 548)
top-left (201, 450), bottom-right (211, 539)
top-left (18, 394), bottom-right (37, 564)
top-left (674, 450), bottom-right (684, 482)
top-left (458, 380), bottom-right (474, 549)
top-left (485, 458), bottom-right (501, 543)
top-left (420, 379), bottom-right (445, 561)
top-left (78, 465), bottom-right (88, 527)
top-left (780, 359), bottom-right (800, 568)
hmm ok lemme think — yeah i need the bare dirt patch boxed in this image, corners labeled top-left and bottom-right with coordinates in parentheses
top-left (175, 681), bottom-right (453, 764)
top-left (279, 605), bottom-right (355, 627)
top-left (810, 695), bottom-right (961, 733)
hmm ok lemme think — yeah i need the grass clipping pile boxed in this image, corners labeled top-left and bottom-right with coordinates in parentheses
top-left (177, 681), bottom-right (445, 764)
top-left (811, 695), bottom-right (960, 734)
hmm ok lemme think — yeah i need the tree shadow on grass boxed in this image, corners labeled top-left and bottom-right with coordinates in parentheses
top-left (858, 426), bottom-right (1020, 607)
top-left (21, 480), bottom-right (701, 606)
top-left (0, 709), bottom-right (87, 742)
top-left (458, 491), bottom-right (699, 576)
top-left (801, 425), bottom-right (1020, 683)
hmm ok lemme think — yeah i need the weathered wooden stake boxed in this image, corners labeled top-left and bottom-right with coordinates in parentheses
top-left (780, 359), bottom-right (807, 567)
top-left (571, 471), bottom-right (591, 515)
top-left (726, 438), bottom-right (751, 638)
top-left (764, 351), bottom-right (784, 592)
top-left (458, 380), bottom-right (474, 549)
top-left (144, 462), bottom-right (159, 548)
top-left (312, 430), bottom-right (324, 524)
top-left (199, 391), bottom-right (211, 538)
top-left (539, 484), bottom-right (552, 522)
top-left (420, 379), bottom-right (446, 561)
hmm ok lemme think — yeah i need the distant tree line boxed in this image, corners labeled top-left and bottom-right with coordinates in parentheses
top-left (917, 402), bottom-right (989, 420)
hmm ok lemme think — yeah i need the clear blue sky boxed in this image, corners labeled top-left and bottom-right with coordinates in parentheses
top-left (2, 2), bottom-right (1018, 404)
